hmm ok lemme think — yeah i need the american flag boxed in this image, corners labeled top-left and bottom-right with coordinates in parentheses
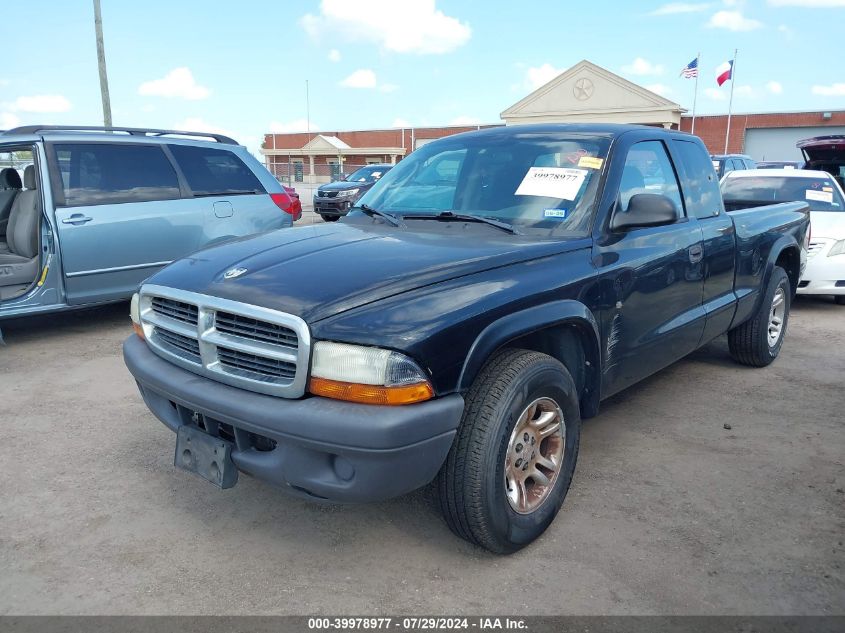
top-left (680, 57), bottom-right (699, 78)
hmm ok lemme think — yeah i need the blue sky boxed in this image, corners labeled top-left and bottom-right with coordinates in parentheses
top-left (3, 0), bottom-right (844, 156)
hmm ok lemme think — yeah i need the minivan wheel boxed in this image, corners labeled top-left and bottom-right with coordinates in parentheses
top-left (835, 295), bottom-right (845, 306)
top-left (320, 215), bottom-right (339, 222)
top-left (437, 349), bottom-right (581, 554)
top-left (728, 266), bottom-right (791, 367)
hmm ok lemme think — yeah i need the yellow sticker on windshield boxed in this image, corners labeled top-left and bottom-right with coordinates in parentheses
top-left (822, 186), bottom-right (833, 192)
top-left (578, 156), bottom-right (604, 170)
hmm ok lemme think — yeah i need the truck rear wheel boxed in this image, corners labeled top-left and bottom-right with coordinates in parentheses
top-left (437, 349), bottom-right (580, 554)
top-left (728, 265), bottom-right (791, 367)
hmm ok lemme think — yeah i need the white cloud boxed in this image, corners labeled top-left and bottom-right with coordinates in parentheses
top-left (172, 117), bottom-right (238, 141)
top-left (645, 83), bottom-right (673, 97)
top-left (328, 49), bottom-right (341, 62)
top-left (301, 0), bottom-right (471, 55)
top-left (704, 88), bottom-right (727, 100)
top-left (812, 83), bottom-right (845, 96)
top-left (707, 10), bottom-right (763, 30)
top-left (0, 79), bottom-right (9, 87)
top-left (777, 24), bottom-right (794, 38)
top-left (1, 112), bottom-right (21, 128)
top-left (392, 118), bottom-right (411, 128)
top-left (735, 85), bottom-right (754, 97)
top-left (269, 119), bottom-right (319, 133)
top-left (649, 2), bottom-right (712, 14)
top-left (524, 63), bottom-right (564, 90)
top-left (449, 116), bottom-right (481, 126)
top-left (766, 81), bottom-right (783, 94)
top-left (769, 0), bottom-right (845, 6)
top-left (6, 94), bottom-right (72, 113)
top-left (340, 69), bottom-right (377, 89)
top-left (622, 57), bottom-right (664, 76)
top-left (138, 67), bottom-right (210, 100)
top-left (379, 83), bottom-right (399, 93)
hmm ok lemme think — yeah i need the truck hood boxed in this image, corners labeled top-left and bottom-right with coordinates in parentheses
top-left (147, 221), bottom-right (587, 323)
top-left (317, 180), bottom-right (373, 193)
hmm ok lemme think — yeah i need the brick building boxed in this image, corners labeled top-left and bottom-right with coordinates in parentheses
top-left (261, 60), bottom-right (844, 182)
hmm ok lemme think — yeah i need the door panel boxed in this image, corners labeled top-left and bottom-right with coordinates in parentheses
top-left (699, 214), bottom-right (737, 341)
top-left (594, 222), bottom-right (705, 396)
top-left (56, 199), bottom-right (204, 304)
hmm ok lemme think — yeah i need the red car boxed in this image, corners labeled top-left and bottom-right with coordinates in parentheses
top-left (283, 185), bottom-right (302, 221)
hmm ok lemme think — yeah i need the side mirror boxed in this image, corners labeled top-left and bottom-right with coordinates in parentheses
top-left (611, 193), bottom-right (678, 231)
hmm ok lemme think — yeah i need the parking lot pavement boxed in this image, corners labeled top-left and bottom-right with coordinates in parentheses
top-left (0, 298), bottom-right (842, 615)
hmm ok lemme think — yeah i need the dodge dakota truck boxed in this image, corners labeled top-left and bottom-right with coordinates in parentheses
top-left (123, 124), bottom-right (810, 553)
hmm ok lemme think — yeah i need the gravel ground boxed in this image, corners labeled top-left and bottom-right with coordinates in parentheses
top-left (0, 296), bottom-right (842, 615)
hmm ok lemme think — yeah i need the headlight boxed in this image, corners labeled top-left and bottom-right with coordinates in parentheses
top-left (130, 292), bottom-right (144, 339)
top-left (309, 341), bottom-right (434, 405)
top-left (336, 188), bottom-right (360, 198)
top-left (828, 240), bottom-right (845, 257)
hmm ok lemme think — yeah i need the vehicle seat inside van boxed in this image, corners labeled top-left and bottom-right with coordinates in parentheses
top-left (0, 167), bottom-right (22, 242)
top-left (0, 165), bottom-right (41, 300)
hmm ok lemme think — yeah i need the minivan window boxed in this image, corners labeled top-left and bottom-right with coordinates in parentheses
top-left (168, 145), bottom-right (265, 196)
top-left (674, 140), bottom-right (723, 218)
top-left (54, 143), bottom-right (180, 207)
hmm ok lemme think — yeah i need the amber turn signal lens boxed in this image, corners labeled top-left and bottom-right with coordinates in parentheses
top-left (132, 322), bottom-right (145, 340)
top-left (309, 377), bottom-right (434, 405)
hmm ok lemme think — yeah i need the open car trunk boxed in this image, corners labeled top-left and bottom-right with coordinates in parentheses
top-left (798, 135), bottom-right (845, 189)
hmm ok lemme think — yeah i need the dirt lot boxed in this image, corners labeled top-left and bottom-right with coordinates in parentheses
top-left (0, 297), bottom-right (842, 615)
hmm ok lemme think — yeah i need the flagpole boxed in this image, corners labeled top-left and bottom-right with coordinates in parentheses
top-left (724, 49), bottom-right (737, 154)
top-left (691, 52), bottom-right (700, 134)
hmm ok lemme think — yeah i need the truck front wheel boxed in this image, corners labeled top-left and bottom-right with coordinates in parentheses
top-left (437, 349), bottom-right (581, 554)
top-left (728, 265), bottom-right (791, 367)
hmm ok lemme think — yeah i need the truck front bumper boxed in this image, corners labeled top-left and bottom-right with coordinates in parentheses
top-left (123, 336), bottom-right (464, 503)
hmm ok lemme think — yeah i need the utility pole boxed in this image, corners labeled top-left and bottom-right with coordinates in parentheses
top-left (93, 0), bottom-right (113, 127)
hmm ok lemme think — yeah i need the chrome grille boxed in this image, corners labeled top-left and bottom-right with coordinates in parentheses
top-left (154, 327), bottom-right (201, 361)
top-left (808, 240), bottom-right (828, 258)
top-left (151, 296), bottom-right (198, 326)
top-left (217, 347), bottom-right (297, 381)
top-left (215, 311), bottom-right (298, 349)
top-left (139, 285), bottom-right (311, 398)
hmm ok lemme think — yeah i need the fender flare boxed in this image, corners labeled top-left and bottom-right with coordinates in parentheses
top-left (761, 234), bottom-right (801, 304)
top-left (457, 300), bottom-right (602, 417)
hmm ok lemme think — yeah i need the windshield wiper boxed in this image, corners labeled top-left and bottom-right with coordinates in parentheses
top-left (353, 203), bottom-right (404, 227)
top-left (402, 211), bottom-right (519, 234)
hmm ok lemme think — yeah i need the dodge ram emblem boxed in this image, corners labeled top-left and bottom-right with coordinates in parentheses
top-left (223, 267), bottom-right (248, 280)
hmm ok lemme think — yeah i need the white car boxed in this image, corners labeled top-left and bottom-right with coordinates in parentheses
top-left (721, 169), bottom-right (845, 305)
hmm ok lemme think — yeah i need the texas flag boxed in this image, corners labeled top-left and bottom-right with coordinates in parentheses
top-left (716, 60), bottom-right (734, 86)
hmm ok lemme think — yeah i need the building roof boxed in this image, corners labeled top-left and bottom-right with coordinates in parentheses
top-left (501, 59), bottom-right (685, 127)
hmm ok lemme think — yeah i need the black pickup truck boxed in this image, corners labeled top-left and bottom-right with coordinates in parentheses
top-left (124, 124), bottom-right (809, 553)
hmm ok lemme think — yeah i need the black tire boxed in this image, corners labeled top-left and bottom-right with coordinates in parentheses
top-left (835, 296), bottom-right (845, 306)
top-left (437, 348), bottom-right (581, 554)
top-left (728, 266), bottom-right (791, 367)
top-left (321, 215), bottom-right (339, 222)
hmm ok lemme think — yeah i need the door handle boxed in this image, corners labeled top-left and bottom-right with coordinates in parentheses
top-left (62, 214), bottom-right (93, 225)
top-left (688, 244), bottom-right (704, 264)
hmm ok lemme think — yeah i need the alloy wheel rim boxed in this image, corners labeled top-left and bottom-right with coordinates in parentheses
top-left (504, 397), bottom-right (565, 514)
top-left (768, 286), bottom-right (786, 347)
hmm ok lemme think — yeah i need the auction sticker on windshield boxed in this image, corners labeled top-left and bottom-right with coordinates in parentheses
top-left (807, 189), bottom-right (833, 204)
top-left (515, 167), bottom-right (588, 200)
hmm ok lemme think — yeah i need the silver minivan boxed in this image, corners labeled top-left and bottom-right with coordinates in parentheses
top-left (0, 125), bottom-right (296, 327)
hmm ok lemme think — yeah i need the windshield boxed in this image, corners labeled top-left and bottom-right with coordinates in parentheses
top-left (721, 175), bottom-right (845, 212)
top-left (345, 165), bottom-right (390, 183)
top-left (354, 133), bottom-right (611, 236)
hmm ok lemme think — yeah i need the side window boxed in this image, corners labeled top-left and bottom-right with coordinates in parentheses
top-left (618, 140), bottom-right (684, 217)
top-left (53, 143), bottom-right (180, 207)
top-left (673, 140), bottom-right (724, 219)
top-left (168, 145), bottom-right (265, 196)
top-left (731, 158), bottom-right (745, 171)
top-left (744, 158), bottom-right (757, 169)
